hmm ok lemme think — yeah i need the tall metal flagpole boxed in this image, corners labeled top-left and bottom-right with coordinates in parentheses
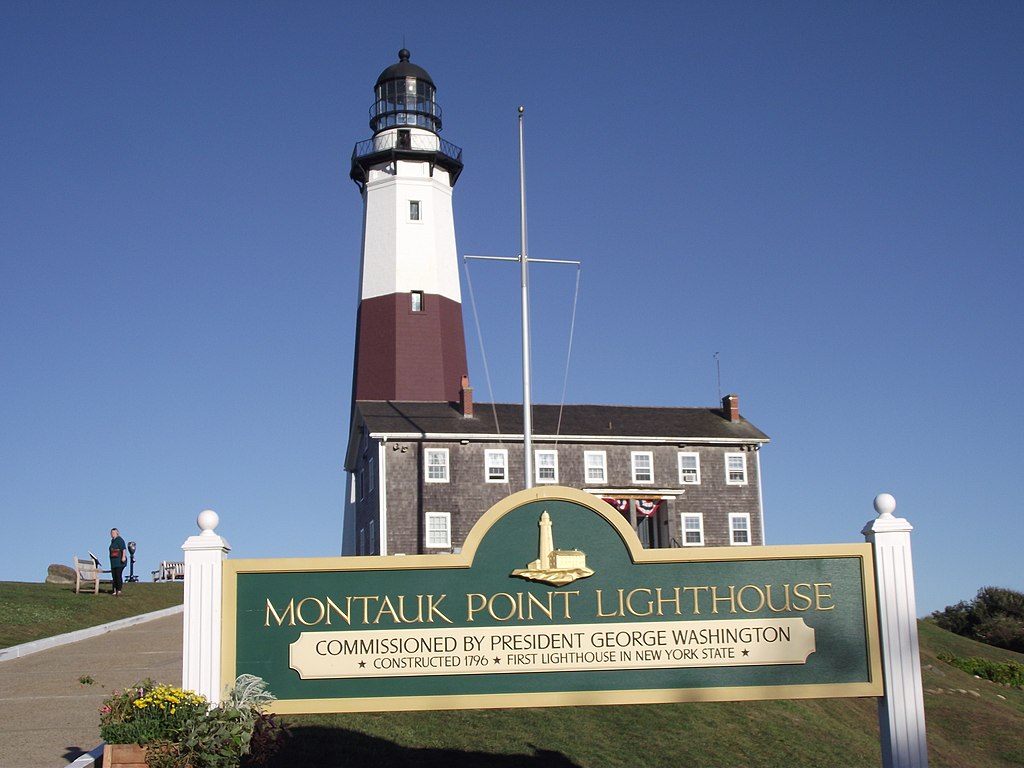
top-left (518, 106), bottom-right (533, 489)
top-left (463, 108), bottom-right (579, 492)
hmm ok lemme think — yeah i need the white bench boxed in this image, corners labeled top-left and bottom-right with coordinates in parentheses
top-left (73, 556), bottom-right (102, 594)
top-left (152, 561), bottom-right (185, 582)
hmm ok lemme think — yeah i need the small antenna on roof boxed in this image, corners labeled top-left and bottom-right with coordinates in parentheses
top-left (714, 352), bottom-right (722, 401)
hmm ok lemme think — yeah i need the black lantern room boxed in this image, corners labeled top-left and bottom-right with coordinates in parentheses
top-left (370, 48), bottom-right (442, 134)
top-left (351, 49), bottom-right (463, 188)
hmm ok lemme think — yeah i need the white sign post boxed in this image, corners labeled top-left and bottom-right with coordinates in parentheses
top-left (182, 509), bottom-right (230, 703)
top-left (863, 493), bottom-right (929, 768)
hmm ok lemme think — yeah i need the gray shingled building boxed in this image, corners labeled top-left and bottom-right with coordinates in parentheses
top-left (345, 394), bottom-right (769, 556)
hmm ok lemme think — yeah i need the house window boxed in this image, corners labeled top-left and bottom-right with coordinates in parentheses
top-left (358, 527), bottom-right (366, 555)
top-left (485, 449), bottom-right (508, 483)
top-left (725, 453), bottom-right (747, 485)
top-left (368, 519), bottom-right (376, 555)
top-left (681, 513), bottom-right (704, 546)
top-left (411, 290), bottom-right (424, 312)
top-left (677, 452), bottom-right (700, 484)
top-left (729, 513), bottom-right (751, 545)
top-left (409, 200), bottom-right (421, 221)
top-left (368, 456), bottom-right (375, 493)
top-left (425, 512), bottom-right (451, 548)
top-left (631, 451), bottom-right (653, 483)
top-left (425, 448), bottom-right (449, 482)
top-left (583, 451), bottom-right (607, 484)
top-left (535, 450), bottom-right (558, 483)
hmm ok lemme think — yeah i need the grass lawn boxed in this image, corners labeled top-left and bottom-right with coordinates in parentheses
top-left (0, 580), bottom-right (183, 648)
top-left (258, 622), bottom-right (1024, 768)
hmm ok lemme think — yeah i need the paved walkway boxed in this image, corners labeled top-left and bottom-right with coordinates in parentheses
top-left (0, 613), bottom-right (183, 767)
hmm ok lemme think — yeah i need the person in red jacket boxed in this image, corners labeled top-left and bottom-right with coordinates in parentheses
top-left (109, 528), bottom-right (127, 596)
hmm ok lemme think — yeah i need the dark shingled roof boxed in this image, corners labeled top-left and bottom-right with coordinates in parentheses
top-left (353, 401), bottom-right (770, 442)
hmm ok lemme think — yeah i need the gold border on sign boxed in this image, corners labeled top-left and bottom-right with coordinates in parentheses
top-left (220, 485), bottom-right (884, 709)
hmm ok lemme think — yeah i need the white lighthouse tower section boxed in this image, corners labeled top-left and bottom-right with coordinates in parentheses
top-left (359, 156), bottom-right (461, 304)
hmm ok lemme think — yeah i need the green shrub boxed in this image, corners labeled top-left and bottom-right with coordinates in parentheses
top-left (99, 680), bottom-right (208, 745)
top-left (931, 586), bottom-right (1024, 653)
top-left (98, 675), bottom-right (284, 768)
top-left (938, 651), bottom-right (1024, 687)
top-left (144, 675), bottom-right (285, 768)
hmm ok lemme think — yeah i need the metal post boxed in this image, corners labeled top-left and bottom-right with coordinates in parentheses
top-left (863, 493), bottom-right (929, 768)
top-left (518, 106), bottom-right (533, 489)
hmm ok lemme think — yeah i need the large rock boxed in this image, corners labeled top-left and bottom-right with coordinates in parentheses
top-left (46, 563), bottom-right (75, 585)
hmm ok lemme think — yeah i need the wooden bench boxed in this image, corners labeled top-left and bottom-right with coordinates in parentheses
top-left (73, 555), bottom-right (102, 594)
top-left (152, 561), bottom-right (185, 582)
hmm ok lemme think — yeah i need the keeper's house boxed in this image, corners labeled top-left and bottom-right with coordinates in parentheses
top-left (345, 391), bottom-right (769, 556)
top-left (341, 51), bottom-right (770, 556)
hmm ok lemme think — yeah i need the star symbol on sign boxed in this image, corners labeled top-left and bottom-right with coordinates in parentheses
top-left (741, 649), bottom-right (749, 657)
top-left (359, 660), bottom-right (366, 668)
top-left (494, 657), bottom-right (501, 665)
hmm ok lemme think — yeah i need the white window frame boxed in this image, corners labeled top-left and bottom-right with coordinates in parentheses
top-left (680, 513), bottom-right (705, 546)
top-left (425, 448), bottom-right (449, 483)
top-left (410, 290), bottom-right (424, 312)
top-left (424, 512), bottom-right (451, 549)
top-left (583, 450), bottom-right (607, 484)
top-left (725, 452), bottom-right (747, 485)
top-left (535, 450), bottom-right (558, 483)
top-left (631, 451), bottom-right (654, 484)
top-left (677, 452), bottom-right (701, 485)
top-left (484, 449), bottom-right (508, 483)
top-left (729, 512), bottom-right (752, 546)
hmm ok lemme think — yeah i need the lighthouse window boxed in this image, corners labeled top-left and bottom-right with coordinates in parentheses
top-left (409, 200), bottom-right (421, 220)
top-left (410, 291), bottom-right (424, 312)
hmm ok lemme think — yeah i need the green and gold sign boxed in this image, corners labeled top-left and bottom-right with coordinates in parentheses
top-left (223, 487), bottom-right (882, 713)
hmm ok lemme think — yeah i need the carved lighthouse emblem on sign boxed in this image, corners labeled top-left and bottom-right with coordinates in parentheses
top-left (511, 511), bottom-right (595, 586)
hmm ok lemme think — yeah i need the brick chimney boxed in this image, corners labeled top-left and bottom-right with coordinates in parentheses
top-left (459, 375), bottom-right (473, 418)
top-left (722, 393), bottom-right (740, 423)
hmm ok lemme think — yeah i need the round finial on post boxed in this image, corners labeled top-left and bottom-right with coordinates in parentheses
top-left (197, 509), bottom-right (220, 535)
top-left (518, 105), bottom-right (524, 114)
top-left (873, 493), bottom-right (896, 518)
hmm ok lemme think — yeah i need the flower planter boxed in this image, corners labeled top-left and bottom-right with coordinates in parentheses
top-left (102, 743), bottom-right (149, 767)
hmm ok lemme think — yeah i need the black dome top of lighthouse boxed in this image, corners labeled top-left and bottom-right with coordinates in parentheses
top-left (369, 49), bottom-right (443, 134)
top-left (375, 48), bottom-right (435, 88)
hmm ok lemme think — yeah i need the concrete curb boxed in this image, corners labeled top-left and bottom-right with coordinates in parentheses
top-left (68, 743), bottom-right (105, 767)
top-left (0, 604), bottom-right (184, 662)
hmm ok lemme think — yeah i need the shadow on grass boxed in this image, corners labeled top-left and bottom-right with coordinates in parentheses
top-left (257, 726), bottom-right (581, 768)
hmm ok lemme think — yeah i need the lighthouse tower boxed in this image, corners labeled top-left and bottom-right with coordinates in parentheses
top-left (349, 49), bottom-right (468, 404)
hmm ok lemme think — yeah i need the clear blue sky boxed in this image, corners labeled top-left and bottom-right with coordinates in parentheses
top-left (2, 2), bottom-right (1021, 615)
